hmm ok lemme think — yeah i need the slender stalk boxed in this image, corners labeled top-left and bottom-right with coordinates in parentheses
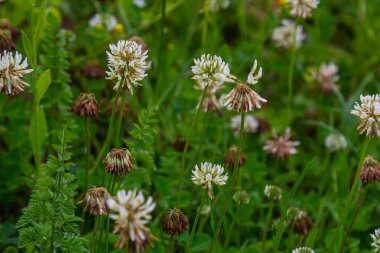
top-left (338, 185), bottom-right (368, 253)
top-left (105, 175), bottom-right (117, 253)
top-left (286, 19), bottom-right (299, 117)
top-left (223, 206), bottom-right (239, 248)
top-left (91, 216), bottom-right (99, 253)
top-left (168, 235), bottom-right (176, 253)
top-left (156, 0), bottom-right (166, 95)
top-left (84, 118), bottom-right (91, 191)
top-left (201, 1), bottom-right (209, 48)
top-left (176, 85), bottom-right (209, 207)
top-left (327, 138), bottom-right (369, 251)
top-left (114, 89), bottom-right (128, 148)
top-left (187, 190), bottom-right (208, 253)
top-left (209, 113), bottom-right (245, 253)
top-left (261, 200), bottom-right (275, 252)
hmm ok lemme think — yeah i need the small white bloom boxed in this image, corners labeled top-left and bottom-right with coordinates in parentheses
top-left (264, 128), bottom-right (300, 159)
top-left (247, 59), bottom-right (263, 85)
top-left (107, 189), bottom-right (155, 248)
top-left (324, 133), bottom-right (347, 152)
top-left (233, 190), bottom-right (250, 205)
top-left (206, 0), bottom-right (230, 12)
top-left (191, 54), bottom-right (236, 87)
top-left (264, 185), bottom-right (282, 201)
top-left (0, 51), bottom-right (33, 95)
top-left (191, 162), bottom-right (228, 199)
top-left (313, 62), bottom-right (339, 92)
top-left (89, 13), bottom-right (117, 31)
top-left (292, 247), bottom-right (315, 253)
top-left (371, 228), bottom-right (380, 252)
top-left (272, 19), bottom-right (305, 49)
top-left (351, 94), bottom-right (380, 138)
top-left (106, 40), bottom-right (149, 94)
top-left (288, 0), bottom-right (319, 18)
top-left (230, 115), bottom-right (259, 134)
top-left (133, 0), bottom-right (146, 8)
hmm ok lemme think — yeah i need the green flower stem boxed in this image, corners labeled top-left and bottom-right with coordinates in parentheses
top-left (84, 118), bottom-right (90, 191)
top-left (286, 19), bottom-right (299, 118)
top-left (168, 234), bottom-right (176, 253)
top-left (338, 185), bottom-right (369, 253)
top-left (176, 85), bottom-right (209, 207)
top-left (223, 206), bottom-right (239, 248)
top-left (261, 200), bottom-right (275, 253)
top-left (105, 175), bottom-right (117, 253)
top-left (187, 190), bottom-right (208, 253)
top-left (91, 216), bottom-right (99, 253)
top-left (201, 1), bottom-right (209, 49)
top-left (209, 112), bottom-right (245, 253)
top-left (114, 89), bottom-right (128, 148)
top-left (327, 137), bottom-right (369, 251)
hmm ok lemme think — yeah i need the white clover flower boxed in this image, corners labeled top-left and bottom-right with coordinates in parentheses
top-left (324, 133), bottom-right (347, 152)
top-left (288, 0), bottom-right (319, 18)
top-left (272, 19), bottom-right (305, 49)
top-left (191, 162), bottom-right (228, 199)
top-left (106, 40), bottom-right (149, 94)
top-left (292, 247), bottom-right (315, 253)
top-left (351, 95), bottom-right (380, 138)
top-left (0, 51), bottom-right (33, 95)
top-left (89, 13), bottom-right (117, 31)
top-left (264, 128), bottom-right (300, 159)
top-left (264, 185), bottom-right (282, 201)
top-left (231, 115), bottom-right (259, 134)
top-left (207, 0), bottom-right (230, 12)
top-left (107, 189), bottom-right (155, 249)
top-left (371, 228), bottom-right (380, 252)
top-left (133, 0), bottom-right (146, 8)
top-left (233, 190), bottom-right (250, 205)
top-left (313, 62), bottom-right (339, 93)
top-left (191, 54), bottom-right (236, 87)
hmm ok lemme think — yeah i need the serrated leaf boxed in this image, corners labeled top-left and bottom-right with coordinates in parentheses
top-left (35, 69), bottom-right (51, 104)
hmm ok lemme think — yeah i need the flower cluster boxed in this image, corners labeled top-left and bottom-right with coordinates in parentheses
top-left (89, 13), bottom-right (117, 31)
top-left (351, 95), bottom-right (380, 138)
top-left (313, 62), bottom-right (339, 93)
top-left (71, 93), bottom-right (101, 118)
top-left (224, 146), bottom-right (246, 169)
top-left (104, 148), bottom-right (134, 176)
top-left (324, 133), bottom-right (347, 152)
top-left (292, 247), bottom-right (315, 253)
top-left (230, 114), bottom-right (259, 134)
top-left (288, 0), bottom-right (319, 18)
top-left (264, 185), bottom-right (282, 201)
top-left (0, 51), bottom-right (33, 95)
top-left (272, 20), bottom-right (305, 49)
top-left (360, 156), bottom-right (380, 185)
top-left (107, 189), bottom-right (156, 251)
top-left (264, 128), bottom-right (300, 159)
top-left (106, 40), bottom-right (149, 94)
top-left (371, 228), bottom-right (380, 252)
top-left (82, 187), bottom-right (111, 216)
top-left (161, 208), bottom-right (189, 235)
top-left (191, 162), bottom-right (228, 199)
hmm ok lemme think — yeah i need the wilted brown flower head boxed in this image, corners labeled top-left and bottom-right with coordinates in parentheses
top-left (263, 128), bottom-right (300, 159)
top-left (104, 148), bottom-right (134, 176)
top-left (224, 146), bottom-right (246, 169)
top-left (161, 208), bottom-right (189, 235)
top-left (196, 82), bottom-right (222, 113)
top-left (360, 156), bottom-right (380, 185)
top-left (292, 211), bottom-right (313, 235)
top-left (129, 36), bottom-right (148, 53)
top-left (82, 60), bottom-right (104, 79)
top-left (71, 93), bottom-right (101, 118)
top-left (116, 227), bottom-right (156, 252)
top-left (0, 29), bottom-right (16, 52)
top-left (82, 187), bottom-right (111, 216)
top-left (0, 19), bottom-right (18, 39)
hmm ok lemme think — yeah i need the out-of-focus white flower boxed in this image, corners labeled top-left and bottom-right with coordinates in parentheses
top-left (233, 190), bottom-right (250, 205)
top-left (371, 228), bottom-right (380, 252)
top-left (133, 0), bottom-right (146, 8)
top-left (89, 13), bottom-right (117, 31)
top-left (288, 0), bottom-right (319, 18)
top-left (231, 114), bottom-right (259, 134)
top-left (106, 40), bottom-right (149, 94)
top-left (224, 60), bottom-right (267, 112)
top-left (324, 133), bottom-right (347, 152)
top-left (292, 247), bottom-right (315, 253)
top-left (313, 62), bottom-right (339, 93)
top-left (191, 162), bottom-right (228, 199)
top-left (195, 81), bottom-right (223, 113)
top-left (351, 95), bottom-right (380, 138)
top-left (200, 205), bottom-right (211, 215)
top-left (0, 51), bottom-right (33, 95)
top-left (206, 0), bottom-right (230, 12)
top-left (107, 189), bottom-right (156, 250)
top-left (264, 185), bottom-right (282, 201)
top-left (264, 128), bottom-right (300, 159)
top-left (272, 19), bottom-right (305, 49)
top-left (191, 54), bottom-right (236, 87)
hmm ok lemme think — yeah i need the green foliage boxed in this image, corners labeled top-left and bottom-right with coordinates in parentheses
top-left (17, 131), bottom-right (88, 253)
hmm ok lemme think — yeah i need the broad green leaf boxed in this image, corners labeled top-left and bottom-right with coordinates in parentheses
top-left (21, 31), bottom-right (34, 68)
top-left (35, 69), bottom-right (51, 104)
top-left (29, 106), bottom-right (48, 158)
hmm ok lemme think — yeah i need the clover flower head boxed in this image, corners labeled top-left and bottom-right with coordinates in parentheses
top-left (107, 189), bottom-right (156, 250)
top-left (161, 208), bottom-right (189, 235)
top-left (233, 190), bottom-right (250, 205)
top-left (230, 114), bottom-right (259, 134)
top-left (272, 20), bottom-right (305, 49)
top-left (104, 148), bottom-right (134, 176)
top-left (351, 94), bottom-right (380, 138)
top-left (133, 0), bottom-right (146, 8)
top-left (82, 187), bottom-right (111, 216)
top-left (207, 0), bottom-right (230, 12)
top-left (106, 40), bottom-right (149, 94)
top-left (314, 62), bottom-right (339, 93)
top-left (360, 156), bottom-right (380, 185)
top-left (264, 185), bottom-right (282, 201)
top-left (0, 50), bottom-right (33, 95)
top-left (191, 162), bottom-right (228, 199)
top-left (292, 247), bottom-right (315, 253)
top-left (288, 0), bottom-right (319, 18)
top-left (89, 13), bottom-right (117, 31)
top-left (191, 54), bottom-right (236, 87)
top-left (324, 133), bottom-right (347, 152)
top-left (264, 128), bottom-right (300, 159)
top-left (371, 228), bottom-right (380, 252)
